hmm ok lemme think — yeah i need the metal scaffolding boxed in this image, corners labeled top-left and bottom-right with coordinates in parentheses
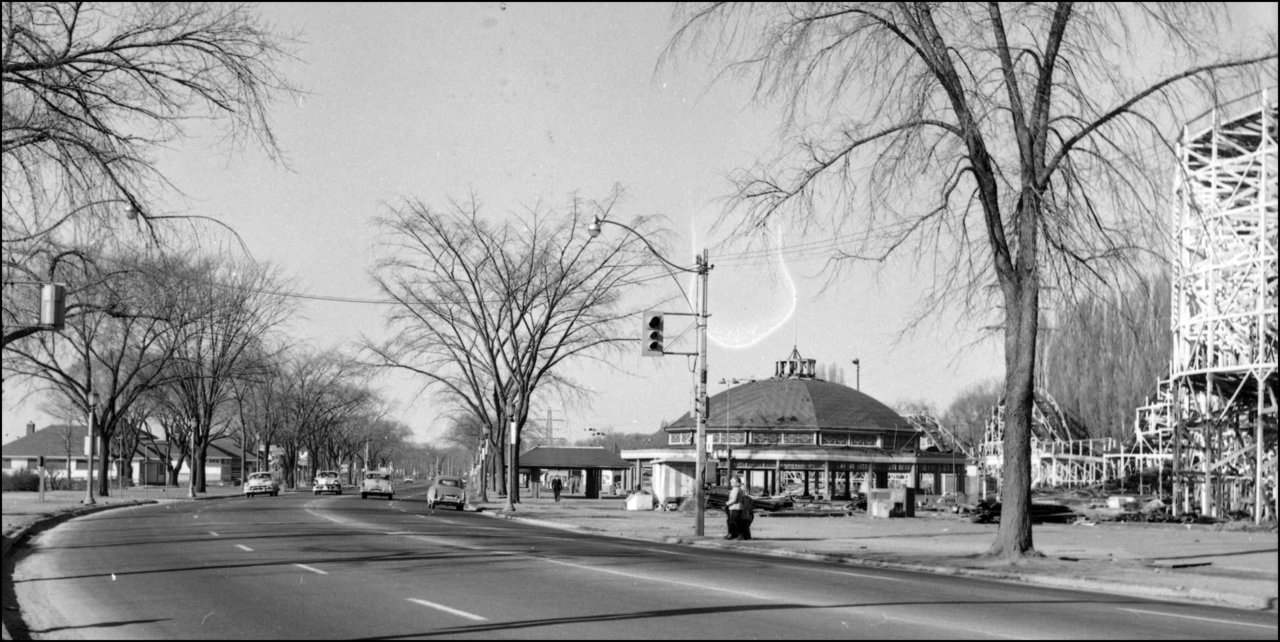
top-left (1168, 89), bottom-right (1278, 522)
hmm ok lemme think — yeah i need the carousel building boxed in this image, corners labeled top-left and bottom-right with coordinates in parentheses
top-left (621, 348), bottom-right (969, 505)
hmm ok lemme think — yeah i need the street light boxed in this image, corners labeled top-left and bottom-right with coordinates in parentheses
top-left (586, 215), bottom-right (714, 537)
top-left (83, 390), bottom-right (99, 505)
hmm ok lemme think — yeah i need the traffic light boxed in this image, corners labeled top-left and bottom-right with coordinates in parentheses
top-left (40, 283), bottom-right (66, 330)
top-left (641, 311), bottom-right (664, 357)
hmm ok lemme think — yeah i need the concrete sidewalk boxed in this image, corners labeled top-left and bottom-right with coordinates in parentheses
top-left (477, 495), bottom-right (1279, 612)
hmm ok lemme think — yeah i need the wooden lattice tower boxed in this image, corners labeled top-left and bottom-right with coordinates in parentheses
top-left (1170, 89), bottom-right (1278, 522)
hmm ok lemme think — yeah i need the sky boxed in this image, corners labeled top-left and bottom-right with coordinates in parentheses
top-left (4, 2), bottom-right (1276, 446)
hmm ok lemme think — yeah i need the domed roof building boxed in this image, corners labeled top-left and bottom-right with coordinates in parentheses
top-left (622, 348), bottom-right (969, 505)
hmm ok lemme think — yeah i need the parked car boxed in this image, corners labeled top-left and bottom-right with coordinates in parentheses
top-left (244, 472), bottom-right (279, 497)
top-left (313, 470), bottom-right (343, 495)
top-left (426, 475), bottom-right (467, 510)
top-left (361, 472), bottom-right (394, 500)
top-left (402, 477), bottom-right (415, 484)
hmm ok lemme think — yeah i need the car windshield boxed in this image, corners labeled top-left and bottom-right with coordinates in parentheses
top-left (366, 473), bottom-right (388, 480)
top-left (437, 479), bottom-right (460, 487)
top-left (250, 473), bottom-right (272, 481)
top-left (317, 472), bottom-right (338, 478)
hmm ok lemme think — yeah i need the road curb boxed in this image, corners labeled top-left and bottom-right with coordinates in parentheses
top-left (483, 511), bottom-right (1275, 612)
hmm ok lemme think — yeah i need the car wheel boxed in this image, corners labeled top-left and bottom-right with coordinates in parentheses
top-left (314, 491), bottom-right (319, 495)
top-left (273, 491), bottom-right (278, 496)
top-left (456, 503), bottom-right (463, 511)
top-left (337, 490), bottom-right (342, 495)
top-left (361, 493), bottom-right (367, 499)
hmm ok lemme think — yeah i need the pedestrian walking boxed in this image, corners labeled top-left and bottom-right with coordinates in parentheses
top-left (551, 476), bottom-right (563, 502)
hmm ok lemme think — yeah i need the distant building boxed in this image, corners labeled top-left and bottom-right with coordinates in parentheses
top-left (621, 348), bottom-right (968, 505)
top-left (2, 421), bottom-right (245, 485)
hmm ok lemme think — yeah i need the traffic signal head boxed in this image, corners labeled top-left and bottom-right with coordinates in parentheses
top-left (641, 311), bottom-right (664, 357)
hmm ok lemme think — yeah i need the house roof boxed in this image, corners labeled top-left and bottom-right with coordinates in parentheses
top-left (518, 446), bottom-right (630, 469)
top-left (2, 424), bottom-right (243, 460)
top-left (1, 424), bottom-right (86, 457)
top-left (665, 378), bottom-right (914, 434)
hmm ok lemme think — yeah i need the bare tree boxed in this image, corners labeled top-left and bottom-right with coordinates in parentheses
top-left (368, 188), bottom-right (658, 509)
top-left (4, 246), bottom-right (201, 496)
top-left (2, 2), bottom-right (297, 350)
top-left (665, 3), bottom-right (1274, 558)
top-left (942, 379), bottom-right (1003, 453)
top-left (1, 1), bottom-right (296, 240)
top-left (161, 254), bottom-right (289, 495)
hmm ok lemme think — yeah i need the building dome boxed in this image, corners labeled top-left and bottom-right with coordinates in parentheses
top-left (667, 377), bottom-right (912, 434)
top-left (665, 347), bottom-right (912, 438)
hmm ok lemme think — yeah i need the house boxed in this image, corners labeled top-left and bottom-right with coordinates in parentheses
top-left (2, 421), bottom-right (247, 485)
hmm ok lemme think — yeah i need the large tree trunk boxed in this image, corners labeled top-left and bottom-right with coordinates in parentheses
top-left (96, 432), bottom-right (111, 497)
top-left (988, 278), bottom-right (1042, 559)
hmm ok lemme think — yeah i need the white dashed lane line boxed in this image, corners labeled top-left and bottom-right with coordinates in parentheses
top-left (294, 564), bottom-right (328, 575)
top-left (209, 531), bottom-right (219, 537)
top-left (406, 598), bottom-right (487, 621)
top-left (235, 544), bottom-right (253, 552)
top-left (1117, 608), bottom-right (1277, 631)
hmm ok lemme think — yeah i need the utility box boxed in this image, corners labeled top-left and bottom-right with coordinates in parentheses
top-left (867, 488), bottom-right (915, 518)
top-left (868, 499), bottom-right (895, 518)
top-left (890, 487), bottom-right (916, 517)
top-left (625, 491), bottom-right (654, 511)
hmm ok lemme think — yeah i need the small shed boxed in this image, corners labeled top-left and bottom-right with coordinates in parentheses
top-left (518, 446), bottom-right (631, 499)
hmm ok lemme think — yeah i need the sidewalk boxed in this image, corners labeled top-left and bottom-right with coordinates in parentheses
top-left (477, 494), bottom-right (1278, 612)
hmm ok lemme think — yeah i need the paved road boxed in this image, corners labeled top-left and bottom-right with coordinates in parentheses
top-left (10, 489), bottom-right (1277, 639)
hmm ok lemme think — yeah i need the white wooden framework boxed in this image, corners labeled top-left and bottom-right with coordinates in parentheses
top-left (1168, 90), bottom-right (1278, 522)
top-left (1110, 378), bottom-right (1176, 497)
top-left (978, 390), bottom-right (1112, 490)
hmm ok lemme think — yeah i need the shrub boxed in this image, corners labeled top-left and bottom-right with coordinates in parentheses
top-left (2, 469), bottom-right (41, 492)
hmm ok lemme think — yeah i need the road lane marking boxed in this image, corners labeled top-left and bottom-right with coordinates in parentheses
top-left (803, 567), bottom-right (910, 583)
top-left (407, 598), bottom-right (487, 621)
top-left (1118, 608), bottom-right (1277, 630)
top-left (294, 564), bottom-right (328, 575)
top-left (538, 556), bottom-right (778, 601)
top-left (638, 547), bottom-right (696, 557)
top-left (209, 531), bottom-right (219, 537)
top-left (235, 544), bottom-right (253, 552)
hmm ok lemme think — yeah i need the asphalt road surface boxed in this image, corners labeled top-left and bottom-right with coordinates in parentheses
top-left (10, 488), bottom-right (1276, 639)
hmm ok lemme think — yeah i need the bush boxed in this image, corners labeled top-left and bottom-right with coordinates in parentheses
top-left (2, 469), bottom-right (41, 491)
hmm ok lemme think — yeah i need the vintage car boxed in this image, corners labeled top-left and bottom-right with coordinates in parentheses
top-left (244, 472), bottom-right (279, 497)
top-left (313, 470), bottom-right (343, 495)
top-left (360, 472), bottom-right (394, 500)
top-left (425, 475), bottom-right (467, 510)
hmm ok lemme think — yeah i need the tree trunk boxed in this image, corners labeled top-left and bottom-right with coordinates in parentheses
top-left (96, 432), bottom-right (110, 497)
top-left (987, 278), bottom-right (1042, 559)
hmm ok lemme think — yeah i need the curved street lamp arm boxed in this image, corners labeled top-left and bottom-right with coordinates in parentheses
top-left (590, 216), bottom-right (703, 275)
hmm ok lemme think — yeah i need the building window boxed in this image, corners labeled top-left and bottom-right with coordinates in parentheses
top-left (820, 433), bottom-right (881, 448)
top-left (821, 433), bottom-right (850, 446)
top-left (709, 432), bottom-right (746, 445)
top-left (668, 433), bottom-right (693, 445)
top-left (782, 433), bottom-right (815, 445)
top-left (749, 432), bottom-right (780, 445)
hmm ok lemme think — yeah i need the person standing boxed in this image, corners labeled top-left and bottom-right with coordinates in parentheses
top-left (725, 476), bottom-right (745, 540)
top-left (551, 476), bottom-right (563, 502)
